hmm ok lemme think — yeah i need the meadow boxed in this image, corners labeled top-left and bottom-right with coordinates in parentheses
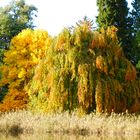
top-left (0, 110), bottom-right (140, 139)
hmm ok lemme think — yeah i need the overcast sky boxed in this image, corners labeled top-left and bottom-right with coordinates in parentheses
top-left (0, 0), bottom-right (132, 36)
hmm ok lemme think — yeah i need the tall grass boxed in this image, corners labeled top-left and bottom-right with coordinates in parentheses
top-left (0, 110), bottom-right (140, 139)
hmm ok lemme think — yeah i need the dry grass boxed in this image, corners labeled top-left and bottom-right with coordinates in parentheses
top-left (0, 110), bottom-right (140, 139)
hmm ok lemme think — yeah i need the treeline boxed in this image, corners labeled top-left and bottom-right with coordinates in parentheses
top-left (0, 0), bottom-right (140, 114)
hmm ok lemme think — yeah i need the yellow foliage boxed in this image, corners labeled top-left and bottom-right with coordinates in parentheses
top-left (95, 80), bottom-right (103, 113)
top-left (76, 64), bottom-right (94, 113)
top-left (91, 26), bottom-right (118, 49)
top-left (55, 29), bottom-right (70, 51)
top-left (104, 82), bottom-right (110, 112)
top-left (0, 29), bottom-right (52, 111)
top-left (114, 47), bottom-right (123, 58)
top-left (96, 55), bottom-right (108, 74)
top-left (125, 60), bottom-right (137, 81)
top-left (92, 31), bottom-right (100, 48)
top-left (24, 25), bottom-right (140, 114)
top-left (0, 89), bottom-right (28, 112)
top-left (1, 29), bottom-right (51, 87)
top-left (18, 68), bottom-right (26, 79)
top-left (98, 34), bottom-right (106, 48)
top-left (106, 26), bottom-right (118, 39)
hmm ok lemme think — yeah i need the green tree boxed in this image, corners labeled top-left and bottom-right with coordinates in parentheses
top-left (135, 32), bottom-right (140, 75)
top-left (131, 0), bottom-right (140, 65)
top-left (96, 0), bottom-right (133, 61)
top-left (131, 0), bottom-right (140, 36)
top-left (0, 0), bottom-right (37, 50)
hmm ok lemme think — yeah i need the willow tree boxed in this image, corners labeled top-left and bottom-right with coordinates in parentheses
top-left (27, 20), bottom-right (140, 114)
top-left (0, 29), bottom-right (51, 112)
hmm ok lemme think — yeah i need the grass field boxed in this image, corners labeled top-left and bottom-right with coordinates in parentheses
top-left (0, 110), bottom-right (140, 139)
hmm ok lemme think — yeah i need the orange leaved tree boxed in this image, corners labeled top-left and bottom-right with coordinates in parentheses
top-left (0, 29), bottom-right (51, 112)
top-left (27, 20), bottom-right (140, 114)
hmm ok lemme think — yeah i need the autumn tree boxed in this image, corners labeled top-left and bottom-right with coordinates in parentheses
top-left (0, 29), bottom-right (51, 112)
top-left (26, 20), bottom-right (140, 114)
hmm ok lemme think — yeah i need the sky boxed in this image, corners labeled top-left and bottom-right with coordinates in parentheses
top-left (0, 0), bottom-right (133, 36)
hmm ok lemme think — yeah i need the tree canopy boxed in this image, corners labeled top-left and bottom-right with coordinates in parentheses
top-left (26, 21), bottom-right (140, 114)
top-left (0, 0), bottom-right (37, 50)
top-left (0, 29), bottom-right (51, 112)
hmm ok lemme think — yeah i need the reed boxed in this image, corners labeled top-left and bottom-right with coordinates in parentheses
top-left (0, 110), bottom-right (139, 137)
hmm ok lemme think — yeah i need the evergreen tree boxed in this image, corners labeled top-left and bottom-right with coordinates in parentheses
top-left (131, 0), bottom-right (140, 66)
top-left (131, 0), bottom-right (140, 36)
top-left (96, 0), bottom-right (133, 61)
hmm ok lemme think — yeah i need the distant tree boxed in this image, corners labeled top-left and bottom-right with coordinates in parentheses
top-left (131, 0), bottom-right (140, 36)
top-left (135, 31), bottom-right (140, 75)
top-left (130, 0), bottom-right (140, 65)
top-left (96, 0), bottom-right (133, 61)
top-left (0, 0), bottom-right (37, 50)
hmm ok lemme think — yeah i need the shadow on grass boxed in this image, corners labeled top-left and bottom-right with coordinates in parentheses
top-left (9, 124), bottom-right (23, 137)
